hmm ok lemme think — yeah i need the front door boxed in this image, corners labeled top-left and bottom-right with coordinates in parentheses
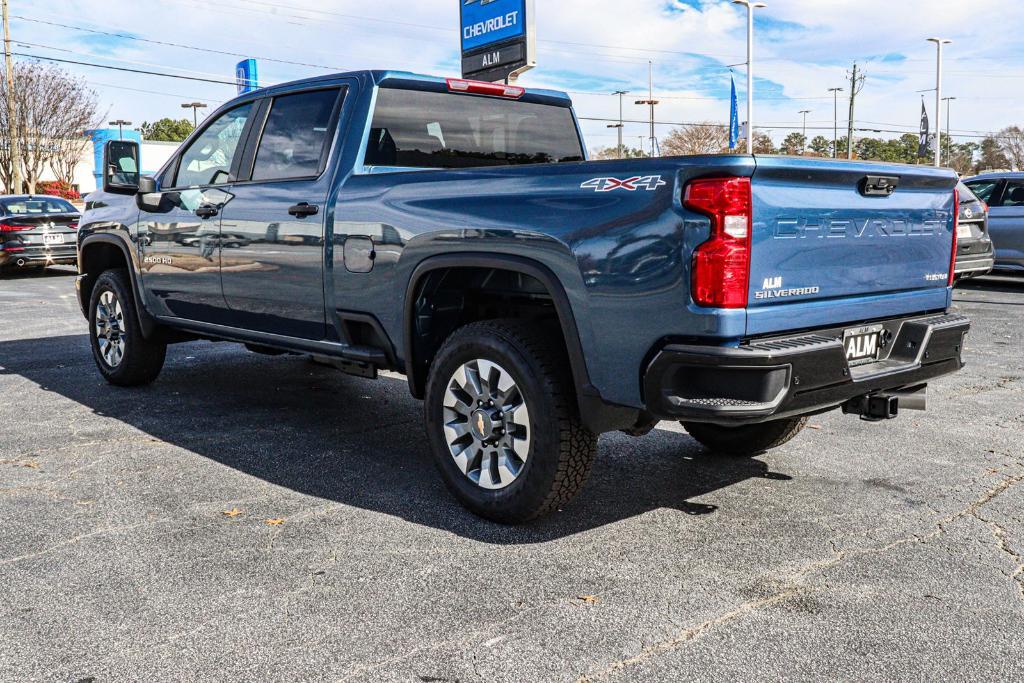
top-left (217, 87), bottom-right (344, 339)
top-left (989, 179), bottom-right (1024, 269)
top-left (138, 102), bottom-right (256, 322)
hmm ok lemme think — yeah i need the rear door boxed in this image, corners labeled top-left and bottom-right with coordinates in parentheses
top-left (217, 86), bottom-right (345, 339)
top-left (746, 158), bottom-right (957, 334)
top-left (986, 178), bottom-right (1024, 268)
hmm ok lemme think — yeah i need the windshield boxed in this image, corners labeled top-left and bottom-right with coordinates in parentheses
top-left (0, 197), bottom-right (77, 215)
top-left (957, 182), bottom-right (980, 204)
top-left (365, 88), bottom-right (584, 169)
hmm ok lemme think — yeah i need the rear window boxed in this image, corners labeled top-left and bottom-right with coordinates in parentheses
top-left (0, 198), bottom-right (77, 215)
top-left (364, 88), bottom-right (584, 169)
top-left (964, 179), bottom-right (1000, 204)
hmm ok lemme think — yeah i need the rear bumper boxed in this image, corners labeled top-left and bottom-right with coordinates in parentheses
top-left (0, 247), bottom-right (77, 268)
top-left (955, 254), bottom-right (995, 277)
top-left (643, 313), bottom-right (970, 425)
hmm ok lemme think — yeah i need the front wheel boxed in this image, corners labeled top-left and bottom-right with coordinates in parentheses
top-left (681, 417), bottom-right (808, 456)
top-left (88, 269), bottom-right (167, 387)
top-left (424, 320), bottom-right (597, 524)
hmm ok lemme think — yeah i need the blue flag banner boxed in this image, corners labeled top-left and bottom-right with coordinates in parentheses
top-left (729, 76), bottom-right (740, 150)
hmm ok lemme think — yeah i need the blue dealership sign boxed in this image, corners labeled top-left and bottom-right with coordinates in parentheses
top-left (460, 0), bottom-right (535, 82)
top-left (461, 0), bottom-right (526, 52)
top-left (235, 59), bottom-right (259, 95)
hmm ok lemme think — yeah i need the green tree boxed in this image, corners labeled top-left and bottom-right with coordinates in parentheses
top-left (591, 146), bottom-right (649, 160)
top-left (808, 135), bottom-right (832, 157)
top-left (751, 132), bottom-right (776, 155)
top-left (138, 118), bottom-right (194, 142)
top-left (977, 136), bottom-right (1010, 172)
top-left (780, 132), bottom-right (806, 156)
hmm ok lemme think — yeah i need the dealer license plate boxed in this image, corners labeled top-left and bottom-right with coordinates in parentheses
top-left (43, 233), bottom-right (65, 245)
top-left (843, 324), bottom-right (884, 366)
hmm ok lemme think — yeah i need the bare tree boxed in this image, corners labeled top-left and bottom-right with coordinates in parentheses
top-left (0, 62), bottom-right (98, 193)
top-left (997, 126), bottom-right (1024, 171)
top-left (661, 123), bottom-right (729, 157)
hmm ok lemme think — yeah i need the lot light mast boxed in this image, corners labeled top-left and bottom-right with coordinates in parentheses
top-left (181, 101), bottom-right (207, 129)
top-left (109, 119), bottom-right (131, 140)
top-left (927, 38), bottom-right (952, 168)
top-left (799, 109), bottom-right (811, 154)
top-left (607, 91), bottom-right (628, 158)
top-left (732, 0), bottom-right (767, 155)
top-left (635, 62), bottom-right (659, 157)
top-left (828, 87), bottom-right (843, 159)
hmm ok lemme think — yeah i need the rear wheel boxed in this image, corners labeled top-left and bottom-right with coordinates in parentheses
top-left (424, 320), bottom-right (597, 524)
top-left (682, 417), bottom-right (808, 456)
top-left (89, 269), bottom-right (167, 386)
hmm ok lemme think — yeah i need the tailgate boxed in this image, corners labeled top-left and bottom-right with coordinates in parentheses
top-left (748, 157), bottom-right (957, 325)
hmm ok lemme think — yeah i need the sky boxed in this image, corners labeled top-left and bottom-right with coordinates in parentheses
top-left (10, 0), bottom-right (1024, 153)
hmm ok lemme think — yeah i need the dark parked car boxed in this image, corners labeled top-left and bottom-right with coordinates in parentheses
top-left (0, 195), bottom-right (80, 271)
top-left (963, 173), bottom-right (1024, 274)
top-left (954, 182), bottom-right (994, 280)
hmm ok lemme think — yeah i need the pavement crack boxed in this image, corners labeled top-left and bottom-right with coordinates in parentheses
top-left (576, 471), bottom-right (1024, 682)
top-left (0, 521), bottom-right (159, 567)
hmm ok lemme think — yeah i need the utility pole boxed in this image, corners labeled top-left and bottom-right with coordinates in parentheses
top-left (942, 96), bottom-right (957, 167)
top-left (733, 0), bottom-right (767, 155)
top-left (606, 91), bottom-right (628, 158)
top-left (928, 38), bottom-right (952, 168)
top-left (828, 87), bottom-right (843, 159)
top-left (635, 62), bottom-right (659, 157)
top-left (2, 0), bottom-right (23, 194)
top-left (846, 63), bottom-right (865, 160)
top-left (799, 109), bottom-right (811, 154)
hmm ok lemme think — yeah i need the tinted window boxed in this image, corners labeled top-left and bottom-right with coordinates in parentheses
top-left (0, 197), bottom-right (77, 214)
top-left (1001, 180), bottom-right (1024, 207)
top-left (252, 89), bottom-right (339, 181)
top-left (957, 182), bottom-right (978, 204)
top-left (965, 180), bottom-right (1000, 204)
top-left (175, 103), bottom-right (253, 187)
top-left (364, 88), bottom-right (584, 169)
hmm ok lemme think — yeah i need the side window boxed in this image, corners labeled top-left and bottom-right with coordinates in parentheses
top-left (965, 180), bottom-right (1000, 204)
top-left (251, 89), bottom-right (340, 181)
top-left (174, 103), bottom-right (254, 188)
top-left (999, 181), bottom-right (1024, 207)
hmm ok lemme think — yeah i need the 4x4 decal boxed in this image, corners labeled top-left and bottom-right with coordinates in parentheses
top-left (580, 175), bottom-right (667, 192)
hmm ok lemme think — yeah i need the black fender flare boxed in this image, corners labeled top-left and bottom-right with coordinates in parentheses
top-left (78, 233), bottom-right (159, 339)
top-left (403, 253), bottom-right (638, 433)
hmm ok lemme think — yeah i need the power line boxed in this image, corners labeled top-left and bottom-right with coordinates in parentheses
top-left (12, 51), bottom-right (238, 85)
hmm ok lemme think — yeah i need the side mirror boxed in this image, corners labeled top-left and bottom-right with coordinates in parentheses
top-left (135, 175), bottom-right (162, 212)
top-left (103, 140), bottom-right (141, 195)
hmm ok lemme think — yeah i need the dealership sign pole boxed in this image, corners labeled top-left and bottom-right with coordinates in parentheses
top-left (460, 0), bottom-right (536, 83)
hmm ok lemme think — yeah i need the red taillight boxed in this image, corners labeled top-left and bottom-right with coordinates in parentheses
top-left (0, 223), bottom-right (35, 232)
top-left (0, 246), bottom-right (25, 253)
top-left (445, 78), bottom-right (525, 99)
top-left (948, 187), bottom-right (959, 287)
top-left (68, 222), bottom-right (79, 230)
top-left (685, 177), bottom-right (753, 309)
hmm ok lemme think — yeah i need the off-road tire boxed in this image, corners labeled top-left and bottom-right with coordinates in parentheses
top-left (681, 417), bottom-right (808, 456)
top-left (424, 319), bottom-right (597, 524)
top-left (89, 269), bottom-right (166, 387)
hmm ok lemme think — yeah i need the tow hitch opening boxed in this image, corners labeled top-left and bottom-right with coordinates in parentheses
top-left (842, 386), bottom-right (928, 422)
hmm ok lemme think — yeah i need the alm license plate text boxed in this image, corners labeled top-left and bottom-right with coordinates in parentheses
top-left (43, 233), bottom-right (65, 245)
top-left (843, 325), bottom-right (884, 365)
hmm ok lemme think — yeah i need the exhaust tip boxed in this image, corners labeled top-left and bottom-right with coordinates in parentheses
top-left (15, 258), bottom-right (26, 267)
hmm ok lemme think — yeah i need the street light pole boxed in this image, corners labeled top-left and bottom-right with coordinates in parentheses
top-left (109, 119), bottom-right (131, 140)
top-left (927, 37), bottom-right (952, 168)
top-left (181, 101), bottom-right (207, 129)
top-left (607, 91), bottom-right (628, 158)
top-left (828, 87), bottom-right (844, 159)
top-left (799, 109), bottom-right (811, 154)
top-left (942, 95), bottom-right (957, 166)
top-left (2, 0), bottom-right (23, 194)
top-left (733, 0), bottom-right (767, 155)
top-left (635, 63), bottom-right (659, 157)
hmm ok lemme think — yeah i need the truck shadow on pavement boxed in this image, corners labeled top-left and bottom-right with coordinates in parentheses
top-left (0, 333), bottom-right (785, 544)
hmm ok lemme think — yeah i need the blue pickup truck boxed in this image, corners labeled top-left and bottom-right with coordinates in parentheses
top-left (77, 71), bottom-right (970, 523)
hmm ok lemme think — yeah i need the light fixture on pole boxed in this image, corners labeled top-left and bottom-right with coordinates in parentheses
top-left (732, 0), bottom-right (767, 155)
top-left (607, 91), bottom-right (628, 158)
top-left (828, 87), bottom-right (844, 159)
top-left (942, 95), bottom-right (957, 167)
top-left (799, 109), bottom-right (811, 154)
top-left (109, 119), bottom-right (132, 140)
top-left (181, 101), bottom-right (207, 128)
top-left (927, 37), bottom-right (952, 168)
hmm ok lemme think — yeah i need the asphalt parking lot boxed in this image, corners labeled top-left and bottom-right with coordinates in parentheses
top-left (1, 267), bottom-right (1022, 682)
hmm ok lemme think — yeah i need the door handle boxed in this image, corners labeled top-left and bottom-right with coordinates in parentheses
top-left (288, 203), bottom-right (320, 218)
top-left (195, 204), bottom-right (220, 219)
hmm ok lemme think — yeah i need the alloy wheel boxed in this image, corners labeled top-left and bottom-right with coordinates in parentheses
top-left (94, 290), bottom-right (126, 368)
